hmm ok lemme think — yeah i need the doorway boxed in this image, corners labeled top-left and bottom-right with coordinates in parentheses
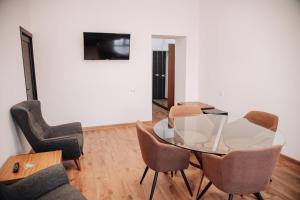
top-left (20, 27), bottom-right (38, 100)
top-left (152, 38), bottom-right (175, 110)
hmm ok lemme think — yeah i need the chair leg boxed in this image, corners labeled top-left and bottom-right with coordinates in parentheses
top-left (171, 171), bottom-right (173, 177)
top-left (196, 181), bottom-right (212, 200)
top-left (180, 170), bottom-right (193, 197)
top-left (228, 194), bottom-right (233, 200)
top-left (140, 166), bottom-right (149, 184)
top-left (149, 172), bottom-right (159, 200)
top-left (254, 192), bottom-right (264, 200)
top-left (74, 159), bottom-right (81, 171)
top-left (196, 171), bottom-right (205, 196)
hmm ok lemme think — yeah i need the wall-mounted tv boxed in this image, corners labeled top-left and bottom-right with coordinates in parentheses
top-left (84, 32), bottom-right (130, 60)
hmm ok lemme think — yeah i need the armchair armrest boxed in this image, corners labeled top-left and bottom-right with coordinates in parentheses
top-left (49, 122), bottom-right (83, 137)
top-left (37, 136), bottom-right (81, 159)
top-left (8, 164), bottom-right (69, 200)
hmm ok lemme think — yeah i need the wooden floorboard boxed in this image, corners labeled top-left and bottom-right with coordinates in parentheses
top-left (64, 105), bottom-right (300, 200)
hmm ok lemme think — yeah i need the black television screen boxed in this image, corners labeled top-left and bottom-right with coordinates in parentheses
top-left (83, 32), bottom-right (130, 60)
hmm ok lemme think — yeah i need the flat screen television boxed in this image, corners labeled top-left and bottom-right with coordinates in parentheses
top-left (83, 32), bottom-right (130, 60)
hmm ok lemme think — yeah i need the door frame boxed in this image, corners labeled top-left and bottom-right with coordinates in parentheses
top-left (20, 26), bottom-right (38, 100)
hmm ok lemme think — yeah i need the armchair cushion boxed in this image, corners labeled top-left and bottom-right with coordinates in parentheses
top-left (37, 136), bottom-right (82, 160)
top-left (48, 122), bottom-right (83, 138)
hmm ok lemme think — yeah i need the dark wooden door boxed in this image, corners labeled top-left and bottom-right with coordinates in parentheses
top-left (20, 27), bottom-right (38, 100)
top-left (152, 51), bottom-right (166, 99)
top-left (167, 44), bottom-right (175, 109)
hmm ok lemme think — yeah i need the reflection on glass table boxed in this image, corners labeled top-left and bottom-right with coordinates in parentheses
top-left (153, 114), bottom-right (285, 155)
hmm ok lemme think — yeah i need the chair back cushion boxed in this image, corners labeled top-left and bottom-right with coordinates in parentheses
top-left (136, 121), bottom-right (190, 172)
top-left (244, 111), bottom-right (278, 131)
top-left (136, 121), bottom-right (159, 170)
top-left (11, 100), bottom-right (50, 147)
top-left (169, 105), bottom-right (203, 119)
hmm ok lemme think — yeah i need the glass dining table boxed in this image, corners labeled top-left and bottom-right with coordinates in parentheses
top-left (154, 114), bottom-right (285, 155)
top-left (153, 114), bottom-right (285, 199)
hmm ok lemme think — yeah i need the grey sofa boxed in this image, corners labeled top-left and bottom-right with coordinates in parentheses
top-left (11, 100), bottom-right (84, 170)
top-left (0, 164), bottom-right (86, 200)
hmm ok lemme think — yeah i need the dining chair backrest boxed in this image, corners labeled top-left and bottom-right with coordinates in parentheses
top-left (169, 105), bottom-right (203, 119)
top-left (136, 121), bottom-right (159, 171)
top-left (136, 121), bottom-right (189, 172)
top-left (202, 145), bottom-right (282, 195)
top-left (244, 111), bottom-right (278, 132)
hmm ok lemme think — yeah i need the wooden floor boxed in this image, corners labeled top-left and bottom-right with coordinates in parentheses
top-left (153, 99), bottom-right (168, 109)
top-left (65, 105), bottom-right (300, 200)
top-left (152, 103), bottom-right (169, 123)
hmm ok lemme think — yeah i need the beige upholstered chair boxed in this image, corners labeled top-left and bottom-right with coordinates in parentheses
top-left (136, 121), bottom-right (193, 200)
top-left (169, 104), bottom-right (203, 119)
top-left (197, 145), bottom-right (282, 200)
top-left (244, 111), bottom-right (279, 132)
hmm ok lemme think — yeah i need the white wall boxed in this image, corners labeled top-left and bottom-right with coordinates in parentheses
top-left (198, 0), bottom-right (300, 160)
top-left (175, 37), bottom-right (187, 104)
top-left (27, 0), bottom-right (200, 126)
top-left (2, 0), bottom-right (299, 164)
top-left (0, 0), bottom-right (200, 165)
top-left (0, 0), bottom-right (31, 165)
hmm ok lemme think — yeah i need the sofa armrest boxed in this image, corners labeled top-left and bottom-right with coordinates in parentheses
top-left (8, 164), bottom-right (69, 200)
top-left (37, 136), bottom-right (81, 160)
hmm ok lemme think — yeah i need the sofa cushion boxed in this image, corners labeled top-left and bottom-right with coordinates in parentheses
top-left (0, 183), bottom-right (19, 200)
top-left (37, 184), bottom-right (86, 200)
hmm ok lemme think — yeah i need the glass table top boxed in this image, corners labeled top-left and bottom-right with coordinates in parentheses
top-left (153, 114), bottom-right (285, 155)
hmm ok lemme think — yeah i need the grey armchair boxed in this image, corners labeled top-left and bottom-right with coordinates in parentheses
top-left (11, 100), bottom-right (84, 170)
top-left (0, 164), bottom-right (86, 200)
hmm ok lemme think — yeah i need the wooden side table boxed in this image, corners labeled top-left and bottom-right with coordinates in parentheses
top-left (0, 150), bottom-right (62, 184)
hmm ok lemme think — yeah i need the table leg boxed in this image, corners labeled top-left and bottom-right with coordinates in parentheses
top-left (193, 151), bottom-right (203, 167)
top-left (191, 151), bottom-right (205, 200)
